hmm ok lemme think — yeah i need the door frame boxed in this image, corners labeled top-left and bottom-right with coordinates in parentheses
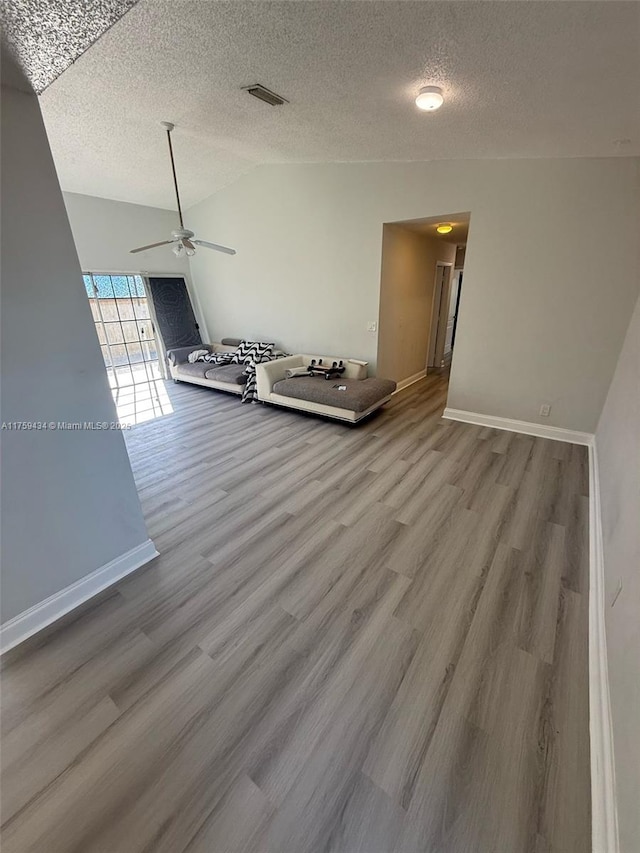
top-left (443, 267), bottom-right (463, 361)
top-left (427, 261), bottom-right (453, 369)
top-left (451, 269), bottom-right (463, 351)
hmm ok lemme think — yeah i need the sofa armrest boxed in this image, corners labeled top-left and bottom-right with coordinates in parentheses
top-left (256, 355), bottom-right (304, 399)
top-left (166, 344), bottom-right (213, 365)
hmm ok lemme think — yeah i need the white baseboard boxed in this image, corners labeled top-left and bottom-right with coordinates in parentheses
top-left (442, 407), bottom-right (593, 446)
top-left (444, 406), bottom-right (618, 851)
top-left (0, 539), bottom-right (158, 655)
top-left (588, 442), bottom-right (619, 853)
top-left (394, 369), bottom-right (427, 393)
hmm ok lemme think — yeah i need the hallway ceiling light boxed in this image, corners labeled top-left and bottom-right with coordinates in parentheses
top-left (415, 86), bottom-right (444, 111)
top-left (437, 223), bottom-right (453, 234)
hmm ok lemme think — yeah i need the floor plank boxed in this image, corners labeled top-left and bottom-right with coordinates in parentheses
top-left (0, 376), bottom-right (591, 852)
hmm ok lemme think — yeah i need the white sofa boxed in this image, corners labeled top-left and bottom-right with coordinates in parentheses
top-left (256, 354), bottom-right (396, 423)
top-left (167, 340), bottom-right (246, 395)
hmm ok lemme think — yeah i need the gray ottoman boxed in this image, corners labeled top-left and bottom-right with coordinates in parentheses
top-left (272, 376), bottom-right (396, 414)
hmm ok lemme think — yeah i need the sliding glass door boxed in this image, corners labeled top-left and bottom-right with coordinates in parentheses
top-left (84, 273), bottom-right (161, 388)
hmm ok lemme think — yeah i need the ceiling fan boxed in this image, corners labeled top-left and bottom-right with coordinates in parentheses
top-left (130, 121), bottom-right (236, 258)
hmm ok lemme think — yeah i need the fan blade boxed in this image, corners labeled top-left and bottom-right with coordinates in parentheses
top-left (130, 240), bottom-right (173, 254)
top-left (193, 239), bottom-right (236, 255)
top-left (183, 238), bottom-right (196, 250)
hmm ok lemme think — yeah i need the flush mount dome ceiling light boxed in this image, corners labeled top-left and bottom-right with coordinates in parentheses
top-left (415, 86), bottom-right (444, 111)
top-left (437, 223), bottom-right (453, 234)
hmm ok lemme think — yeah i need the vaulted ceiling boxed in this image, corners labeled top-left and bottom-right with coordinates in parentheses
top-left (25, 1), bottom-right (640, 210)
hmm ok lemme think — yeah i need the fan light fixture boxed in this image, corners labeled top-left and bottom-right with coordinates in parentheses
top-left (173, 242), bottom-right (195, 257)
top-left (129, 122), bottom-right (236, 258)
top-left (416, 86), bottom-right (444, 111)
top-left (437, 223), bottom-right (453, 234)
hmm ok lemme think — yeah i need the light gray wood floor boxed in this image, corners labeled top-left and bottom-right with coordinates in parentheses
top-left (1, 375), bottom-right (591, 852)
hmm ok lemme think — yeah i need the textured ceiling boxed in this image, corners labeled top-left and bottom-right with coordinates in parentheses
top-left (38, 0), bottom-right (640, 210)
top-left (0, 0), bottom-right (139, 93)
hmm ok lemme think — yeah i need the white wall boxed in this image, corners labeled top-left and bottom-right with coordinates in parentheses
top-left (377, 225), bottom-right (455, 383)
top-left (62, 192), bottom-right (209, 341)
top-left (187, 158), bottom-right (639, 432)
top-left (0, 64), bottom-right (151, 625)
top-left (595, 294), bottom-right (640, 853)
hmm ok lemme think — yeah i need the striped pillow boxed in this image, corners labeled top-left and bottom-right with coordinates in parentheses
top-left (231, 339), bottom-right (275, 365)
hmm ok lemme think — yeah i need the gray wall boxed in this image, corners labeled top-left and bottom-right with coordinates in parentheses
top-left (0, 61), bottom-right (150, 624)
top-left (187, 158), bottom-right (640, 432)
top-left (595, 293), bottom-right (640, 853)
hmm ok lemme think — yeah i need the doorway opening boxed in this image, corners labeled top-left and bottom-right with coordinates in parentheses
top-left (376, 212), bottom-right (470, 390)
top-left (84, 273), bottom-right (173, 425)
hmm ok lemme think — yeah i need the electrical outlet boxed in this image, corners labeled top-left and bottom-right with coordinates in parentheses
top-left (367, 321), bottom-right (377, 332)
top-left (539, 403), bottom-right (551, 417)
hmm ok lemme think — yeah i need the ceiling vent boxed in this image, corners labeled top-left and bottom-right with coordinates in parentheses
top-left (242, 83), bottom-right (288, 106)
